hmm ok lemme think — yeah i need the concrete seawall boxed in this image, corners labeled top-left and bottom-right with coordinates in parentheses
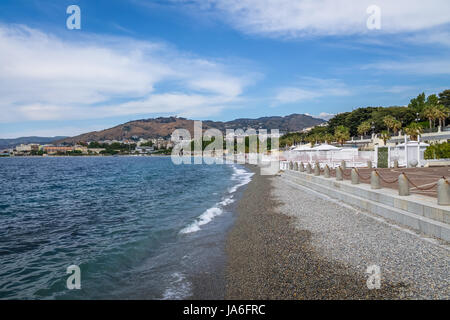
top-left (281, 170), bottom-right (450, 242)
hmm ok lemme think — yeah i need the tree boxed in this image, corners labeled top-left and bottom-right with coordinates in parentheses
top-left (357, 121), bottom-right (371, 136)
top-left (438, 89), bottom-right (450, 108)
top-left (380, 131), bottom-right (391, 145)
top-left (435, 105), bottom-right (448, 128)
top-left (334, 126), bottom-right (350, 146)
top-left (392, 120), bottom-right (402, 135)
top-left (323, 133), bottom-right (334, 144)
top-left (383, 115), bottom-right (395, 134)
top-left (426, 94), bottom-right (439, 106)
top-left (408, 92), bottom-right (426, 114)
top-left (307, 134), bottom-right (320, 145)
top-left (140, 141), bottom-right (153, 147)
top-left (423, 105), bottom-right (437, 128)
top-left (404, 122), bottom-right (423, 141)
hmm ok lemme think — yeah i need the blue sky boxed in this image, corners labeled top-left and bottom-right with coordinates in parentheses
top-left (0, 0), bottom-right (449, 138)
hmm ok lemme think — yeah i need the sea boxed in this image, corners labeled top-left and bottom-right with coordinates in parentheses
top-left (0, 156), bottom-right (253, 299)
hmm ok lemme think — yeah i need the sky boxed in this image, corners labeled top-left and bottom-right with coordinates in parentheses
top-left (0, 0), bottom-right (449, 138)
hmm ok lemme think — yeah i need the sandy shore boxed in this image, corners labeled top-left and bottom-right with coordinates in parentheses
top-left (225, 166), bottom-right (449, 299)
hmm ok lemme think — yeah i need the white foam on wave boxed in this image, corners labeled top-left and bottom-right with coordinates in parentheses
top-left (180, 165), bottom-right (253, 235)
top-left (162, 272), bottom-right (192, 300)
top-left (219, 196), bottom-right (235, 206)
top-left (180, 206), bottom-right (223, 234)
top-left (228, 165), bottom-right (254, 194)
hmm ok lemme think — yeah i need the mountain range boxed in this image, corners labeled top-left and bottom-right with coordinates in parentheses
top-left (0, 136), bottom-right (67, 149)
top-left (4, 114), bottom-right (325, 147)
top-left (55, 114), bottom-right (324, 145)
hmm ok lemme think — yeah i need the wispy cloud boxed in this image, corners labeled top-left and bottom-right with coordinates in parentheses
top-left (0, 24), bottom-right (257, 123)
top-left (362, 59), bottom-right (450, 75)
top-left (273, 77), bottom-right (352, 106)
top-left (404, 30), bottom-right (450, 47)
top-left (174, 0), bottom-right (450, 38)
top-left (305, 112), bottom-right (336, 121)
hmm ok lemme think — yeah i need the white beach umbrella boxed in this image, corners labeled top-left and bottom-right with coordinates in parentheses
top-left (311, 144), bottom-right (342, 151)
top-left (396, 141), bottom-right (429, 147)
top-left (292, 144), bottom-right (312, 151)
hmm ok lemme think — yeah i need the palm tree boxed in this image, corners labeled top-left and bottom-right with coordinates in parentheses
top-left (392, 120), bottom-right (402, 136)
top-left (357, 121), bottom-right (371, 137)
top-left (306, 134), bottom-right (317, 146)
top-left (317, 134), bottom-right (327, 143)
top-left (323, 133), bottom-right (334, 144)
top-left (423, 105), bottom-right (437, 129)
top-left (380, 131), bottom-right (391, 145)
top-left (435, 105), bottom-right (448, 128)
top-left (383, 115), bottom-right (395, 134)
top-left (334, 126), bottom-right (350, 146)
top-left (404, 122), bottom-right (423, 141)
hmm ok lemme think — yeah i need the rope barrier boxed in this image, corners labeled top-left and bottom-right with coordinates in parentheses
top-left (403, 174), bottom-right (439, 191)
top-left (376, 171), bottom-right (399, 184)
top-left (289, 162), bottom-right (443, 194)
top-left (355, 168), bottom-right (371, 181)
top-left (342, 170), bottom-right (351, 177)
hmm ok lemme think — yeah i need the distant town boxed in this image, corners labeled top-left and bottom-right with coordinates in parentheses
top-left (0, 137), bottom-right (174, 157)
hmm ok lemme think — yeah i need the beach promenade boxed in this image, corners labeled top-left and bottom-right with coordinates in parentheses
top-left (225, 166), bottom-right (449, 299)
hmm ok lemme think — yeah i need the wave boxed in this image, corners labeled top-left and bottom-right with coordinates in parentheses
top-left (180, 165), bottom-right (253, 235)
top-left (228, 165), bottom-right (254, 194)
top-left (162, 272), bottom-right (192, 300)
top-left (180, 206), bottom-right (224, 234)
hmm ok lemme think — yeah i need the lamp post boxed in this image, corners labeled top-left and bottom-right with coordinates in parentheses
top-left (415, 112), bottom-right (421, 166)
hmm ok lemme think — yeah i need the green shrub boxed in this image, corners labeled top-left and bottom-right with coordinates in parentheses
top-left (424, 142), bottom-right (450, 159)
top-left (377, 147), bottom-right (388, 168)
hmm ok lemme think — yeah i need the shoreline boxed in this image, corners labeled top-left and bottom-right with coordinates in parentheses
top-left (224, 166), bottom-right (409, 299)
top-left (186, 163), bottom-right (252, 300)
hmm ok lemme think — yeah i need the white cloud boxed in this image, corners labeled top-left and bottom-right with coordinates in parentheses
top-left (0, 24), bottom-right (255, 123)
top-left (0, 125), bottom-right (107, 139)
top-left (404, 30), bottom-right (450, 47)
top-left (179, 0), bottom-right (450, 38)
top-left (274, 88), bottom-right (320, 104)
top-left (305, 112), bottom-right (335, 121)
top-left (273, 77), bottom-right (352, 105)
top-left (362, 59), bottom-right (450, 75)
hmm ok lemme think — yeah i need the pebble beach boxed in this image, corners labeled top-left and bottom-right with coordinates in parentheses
top-left (225, 166), bottom-right (450, 299)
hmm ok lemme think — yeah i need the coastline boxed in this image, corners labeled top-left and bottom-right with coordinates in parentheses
top-left (185, 163), bottom-right (253, 300)
top-left (225, 165), bottom-right (406, 299)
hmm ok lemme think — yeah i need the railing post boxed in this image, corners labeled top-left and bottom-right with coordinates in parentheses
top-left (371, 171), bottom-right (381, 189)
top-left (306, 163), bottom-right (312, 174)
top-left (299, 162), bottom-right (305, 172)
top-left (367, 160), bottom-right (372, 169)
top-left (289, 161), bottom-right (293, 170)
top-left (294, 162), bottom-right (298, 171)
top-left (341, 160), bottom-right (346, 170)
top-left (324, 165), bottom-right (330, 178)
top-left (351, 168), bottom-right (359, 184)
top-left (336, 166), bottom-right (343, 181)
top-left (437, 178), bottom-right (450, 205)
top-left (398, 173), bottom-right (410, 196)
top-left (314, 162), bottom-right (320, 176)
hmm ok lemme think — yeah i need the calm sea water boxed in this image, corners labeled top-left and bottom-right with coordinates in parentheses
top-left (0, 156), bottom-right (253, 299)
